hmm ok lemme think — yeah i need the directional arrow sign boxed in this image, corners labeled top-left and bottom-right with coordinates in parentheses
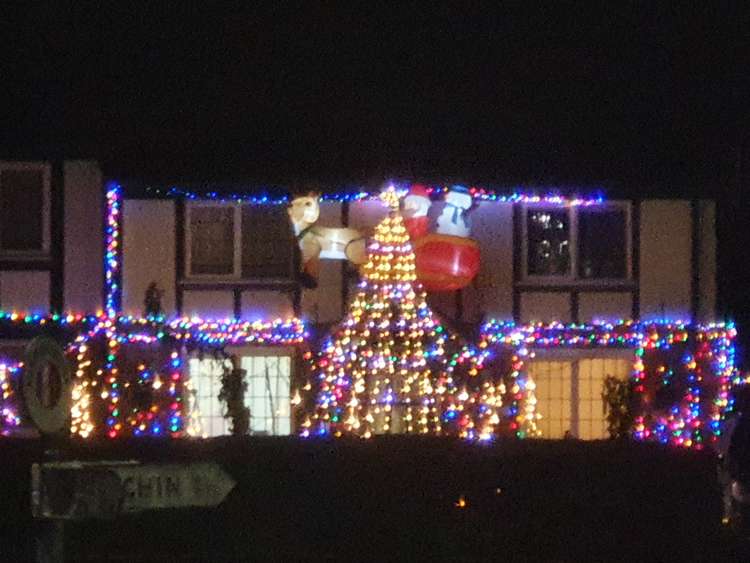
top-left (32, 460), bottom-right (236, 520)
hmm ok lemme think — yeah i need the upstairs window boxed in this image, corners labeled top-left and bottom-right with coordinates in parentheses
top-left (0, 163), bottom-right (50, 255)
top-left (523, 203), bottom-right (631, 283)
top-left (527, 210), bottom-right (570, 276)
top-left (241, 205), bottom-right (296, 279)
top-left (186, 203), bottom-right (294, 280)
top-left (577, 207), bottom-right (627, 280)
top-left (188, 205), bottom-right (238, 276)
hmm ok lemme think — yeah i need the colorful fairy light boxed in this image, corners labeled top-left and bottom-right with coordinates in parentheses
top-left (479, 319), bottom-right (738, 447)
top-left (105, 183), bottom-right (122, 319)
top-left (64, 313), bottom-right (305, 439)
top-left (307, 186), bottom-right (496, 439)
top-left (70, 337), bottom-right (95, 439)
top-left (0, 362), bottom-right (21, 433)
top-left (113, 316), bottom-right (307, 346)
top-left (142, 183), bottom-right (604, 207)
top-left (0, 310), bottom-right (98, 328)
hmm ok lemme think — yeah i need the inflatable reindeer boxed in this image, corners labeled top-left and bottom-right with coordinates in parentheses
top-left (287, 193), bottom-right (367, 285)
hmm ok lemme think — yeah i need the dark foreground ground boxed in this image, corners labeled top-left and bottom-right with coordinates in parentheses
top-left (0, 436), bottom-right (745, 562)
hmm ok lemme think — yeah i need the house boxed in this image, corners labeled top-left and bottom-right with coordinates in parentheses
top-left (0, 159), bottom-right (732, 441)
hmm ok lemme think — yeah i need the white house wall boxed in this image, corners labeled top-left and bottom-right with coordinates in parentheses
top-left (0, 159), bottom-right (103, 314)
top-left (122, 199), bottom-right (176, 317)
top-left (349, 200), bottom-right (388, 231)
top-left (521, 292), bottom-right (572, 323)
top-left (182, 290), bottom-right (233, 319)
top-left (0, 271), bottom-right (50, 313)
top-left (242, 291), bottom-right (294, 320)
top-left (470, 201), bottom-right (514, 321)
top-left (300, 201), bottom-right (344, 323)
top-left (63, 161), bottom-right (104, 313)
top-left (698, 200), bottom-right (716, 321)
top-left (578, 292), bottom-right (632, 323)
top-left (639, 200), bottom-right (692, 320)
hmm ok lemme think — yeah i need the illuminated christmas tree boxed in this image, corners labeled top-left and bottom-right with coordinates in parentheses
top-left (306, 187), bottom-right (499, 438)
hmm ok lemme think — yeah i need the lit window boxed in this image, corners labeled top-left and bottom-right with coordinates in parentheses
top-left (527, 356), bottom-right (631, 440)
top-left (188, 357), bottom-right (233, 438)
top-left (576, 358), bottom-right (629, 440)
top-left (241, 355), bottom-right (291, 435)
top-left (0, 163), bottom-right (49, 254)
top-left (526, 210), bottom-right (570, 276)
top-left (187, 354), bottom-right (292, 437)
top-left (528, 360), bottom-right (572, 439)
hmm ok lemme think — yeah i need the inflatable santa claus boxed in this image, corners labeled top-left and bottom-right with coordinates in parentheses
top-left (403, 184), bottom-right (481, 292)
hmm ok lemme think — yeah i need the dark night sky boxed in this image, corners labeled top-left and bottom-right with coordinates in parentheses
top-left (2, 4), bottom-right (750, 340)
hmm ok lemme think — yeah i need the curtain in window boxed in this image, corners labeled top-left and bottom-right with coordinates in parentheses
top-left (241, 206), bottom-right (294, 279)
top-left (577, 209), bottom-right (627, 279)
top-left (0, 169), bottom-right (44, 251)
top-left (190, 207), bottom-right (235, 275)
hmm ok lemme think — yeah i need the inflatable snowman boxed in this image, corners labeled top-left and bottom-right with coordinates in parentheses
top-left (435, 185), bottom-right (473, 237)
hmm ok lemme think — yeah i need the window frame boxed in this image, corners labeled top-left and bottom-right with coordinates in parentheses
top-left (527, 349), bottom-right (633, 439)
top-left (184, 201), bottom-right (243, 280)
top-left (521, 201), bottom-right (633, 286)
top-left (184, 201), bottom-right (296, 283)
top-left (0, 161), bottom-right (51, 258)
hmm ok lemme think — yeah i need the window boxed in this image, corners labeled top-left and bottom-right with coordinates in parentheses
top-left (577, 358), bottom-right (628, 440)
top-left (189, 206), bottom-right (238, 276)
top-left (523, 203), bottom-right (630, 283)
top-left (186, 203), bottom-right (294, 280)
top-left (187, 353), bottom-right (292, 437)
top-left (527, 210), bottom-right (570, 276)
top-left (529, 360), bottom-right (572, 439)
top-left (527, 355), bottom-right (631, 440)
top-left (577, 208), bottom-right (627, 279)
top-left (241, 355), bottom-right (291, 435)
top-left (0, 163), bottom-right (50, 255)
top-left (241, 206), bottom-right (296, 279)
top-left (188, 357), bottom-right (232, 438)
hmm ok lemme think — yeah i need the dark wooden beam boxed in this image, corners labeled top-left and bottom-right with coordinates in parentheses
top-left (49, 161), bottom-right (64, 314)
top-left (631, 199), bottom-right (640, 320)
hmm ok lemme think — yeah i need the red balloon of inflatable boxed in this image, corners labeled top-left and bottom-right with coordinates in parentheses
top-left (414, 234), bottom-right (481, 291)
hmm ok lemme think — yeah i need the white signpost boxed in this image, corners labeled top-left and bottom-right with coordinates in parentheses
top-left (32, 460), bottom-right (236, 519)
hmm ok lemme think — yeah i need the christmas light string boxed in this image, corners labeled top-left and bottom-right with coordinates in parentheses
top-left (105, 183), bottom-right (122, 319)
top-left (479, 320), bottom-right (738, 446)
top-left (145, 183), bottom-right (605, 207)
top-left (0, 362), bottom-right (21, 433)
